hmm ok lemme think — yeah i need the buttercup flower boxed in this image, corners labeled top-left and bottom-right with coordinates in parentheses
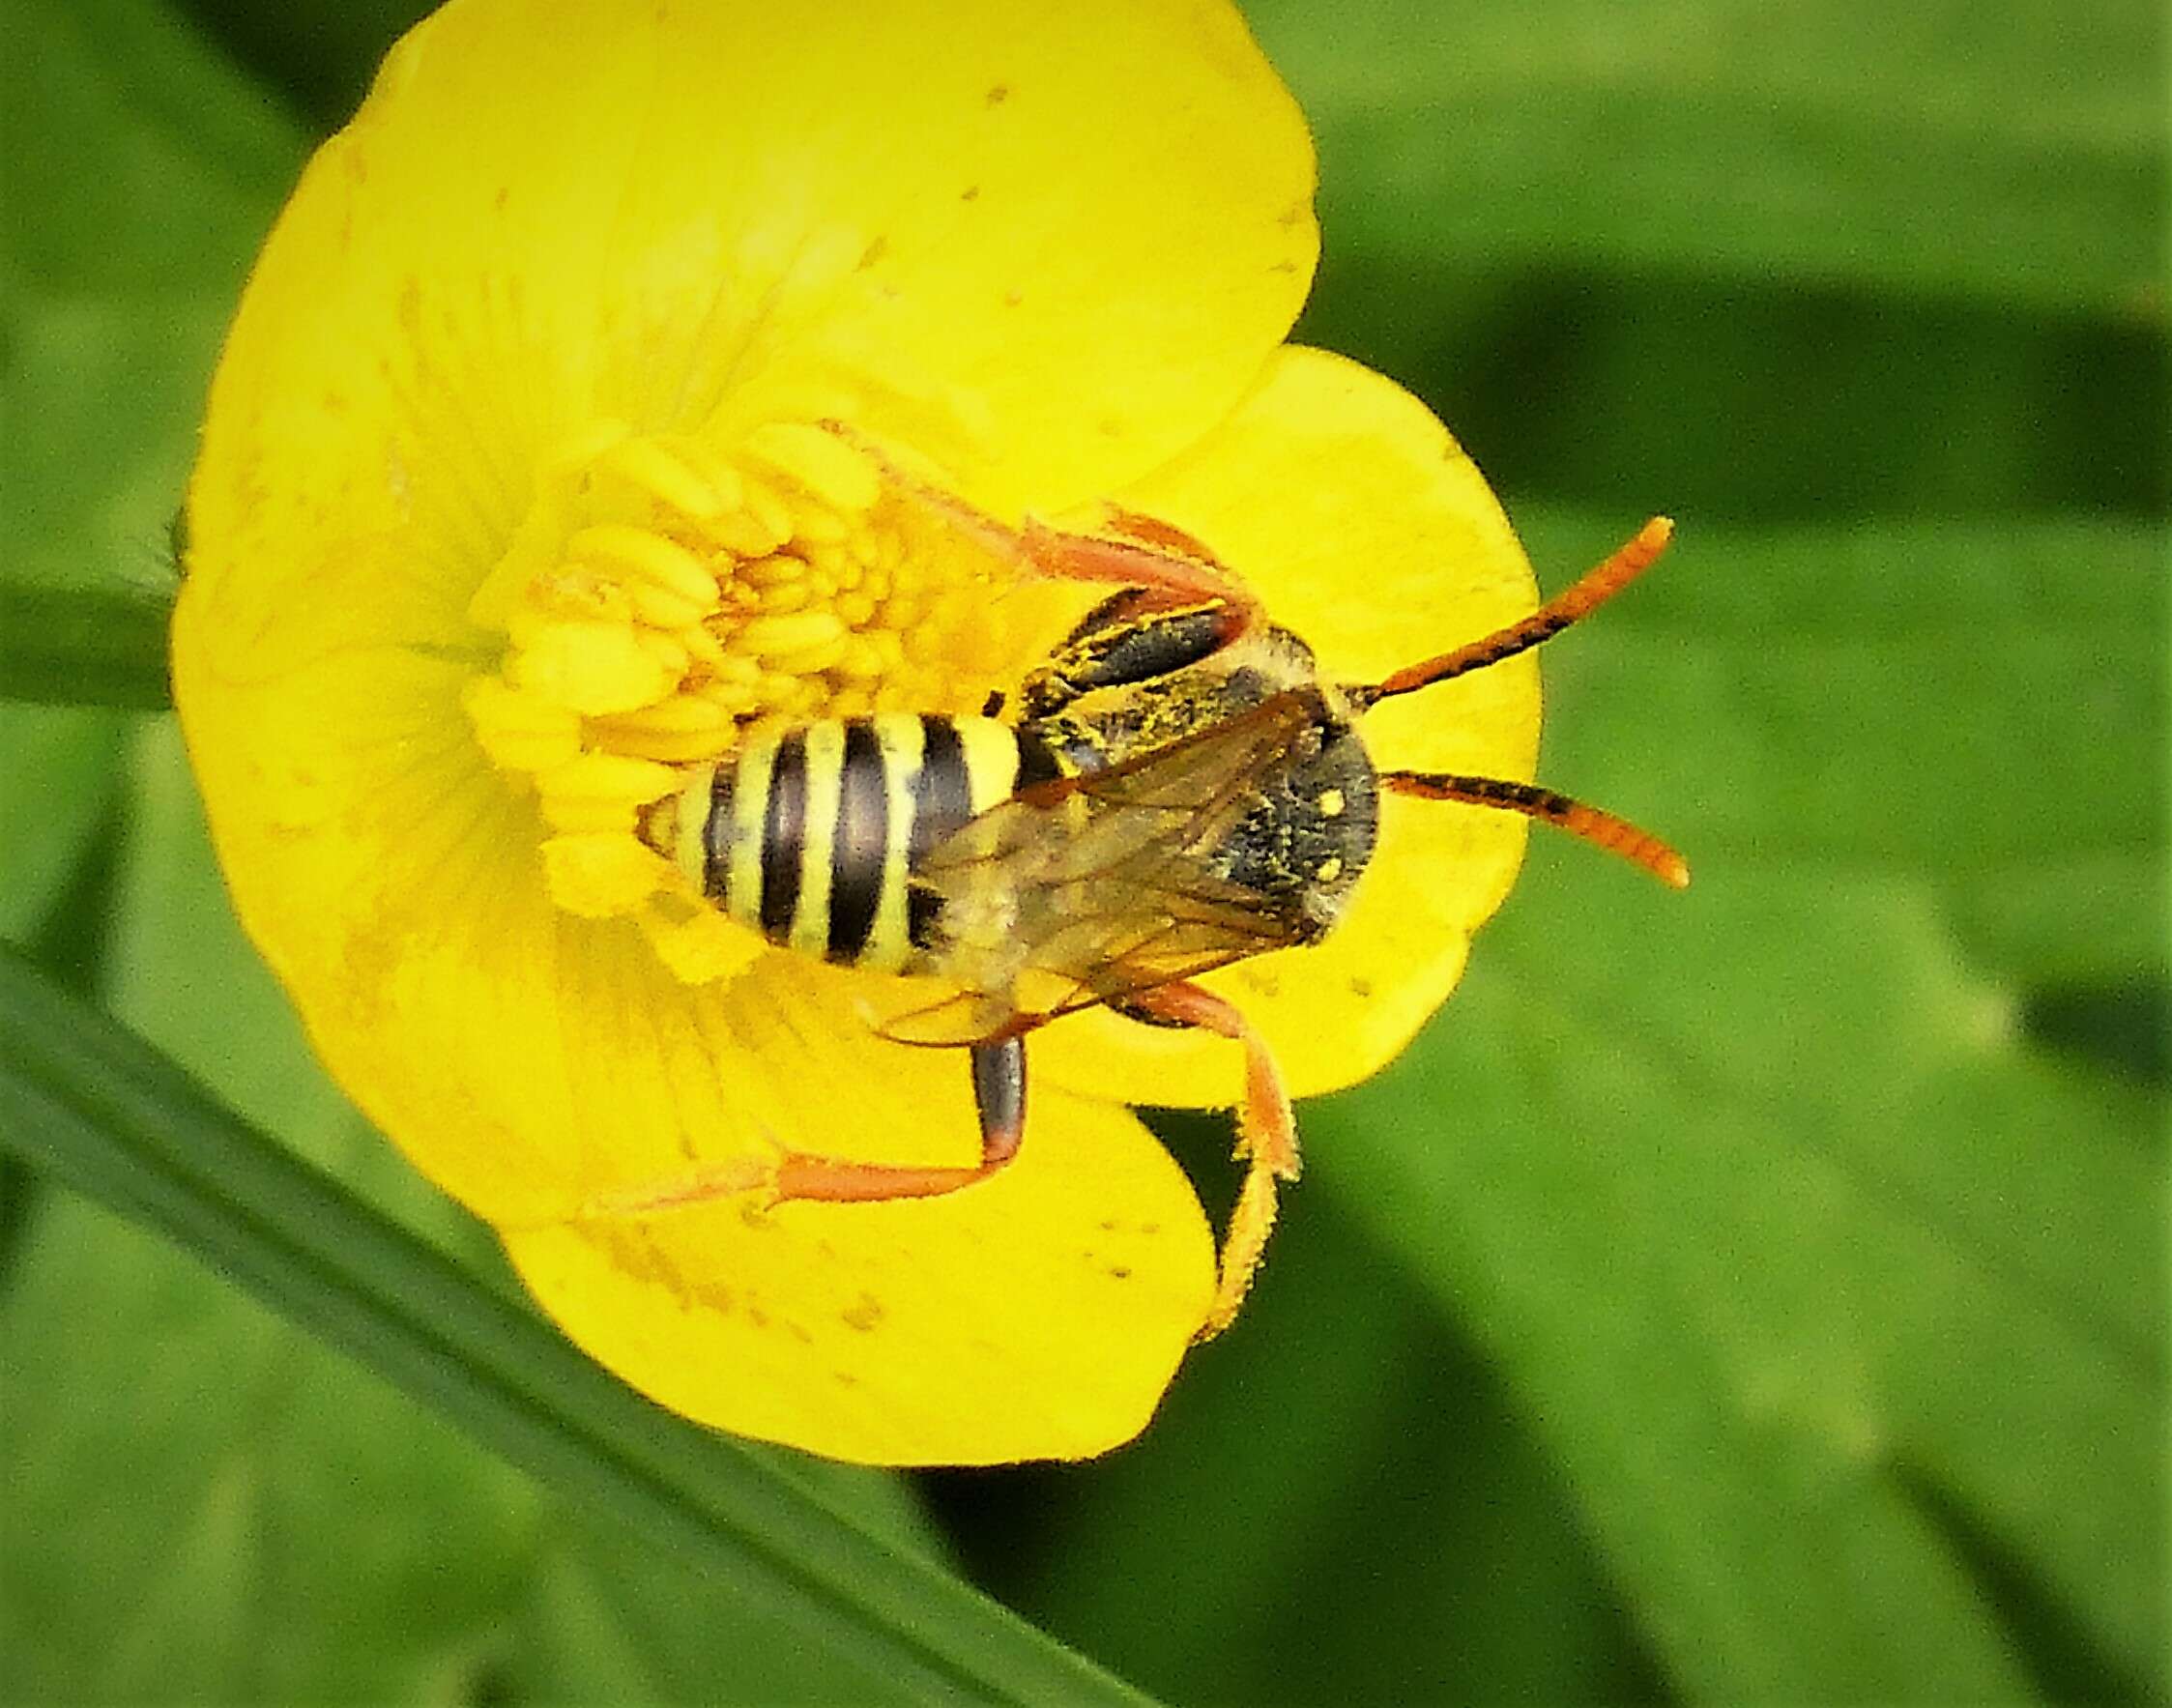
top-left (174, 0), bottom-right (1551, 1464)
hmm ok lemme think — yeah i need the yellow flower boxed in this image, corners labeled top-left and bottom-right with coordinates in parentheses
top-left (173, 0), bottom-right (1543, 1464)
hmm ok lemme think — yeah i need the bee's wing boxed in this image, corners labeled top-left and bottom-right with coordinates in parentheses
top-left (926, 688), bottom-right (1319, 885)
top-left (880, 692), bottom-right (1318, 1046)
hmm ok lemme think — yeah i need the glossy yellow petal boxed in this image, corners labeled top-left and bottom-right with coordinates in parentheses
top-left (172, 605), bottom-right (710, 1220)
top-left (173, 0), bottom-right (1318, 1461)
top-left (503, 1088), bottom-right (1212, 1465)
top-left (171, 608), bottom-right (1219, 1463)
top-left (188, 0), bottom-right (1315, 623)
top-left (626, 0), bottom-right (1319, 512)
top-left (1036, 346), bottom-right (1541, 1107)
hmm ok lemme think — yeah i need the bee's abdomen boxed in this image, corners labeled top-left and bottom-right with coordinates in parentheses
top-left (674, 713), bottom-right (1025, 971)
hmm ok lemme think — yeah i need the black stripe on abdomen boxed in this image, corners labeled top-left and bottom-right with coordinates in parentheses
top-left (1012, 726), bottom-right (1061, 793)
top-left (906, 715), bottom-right (976, 950)
top-left (909, 716), bottom-right (973, 861)
top-left (760, 731), bottom-right (806, 937)
top-left (702, 767), bottom-right (737, 904)
top-left (825, 719), bottom-right (888, 962)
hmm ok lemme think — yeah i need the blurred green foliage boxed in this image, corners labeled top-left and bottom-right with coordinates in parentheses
top-left (2, 0), bottom-right (2163, 1702)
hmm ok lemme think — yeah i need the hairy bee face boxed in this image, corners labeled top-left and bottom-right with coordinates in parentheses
top-left (1209, 706), bottom-right (1378, 941)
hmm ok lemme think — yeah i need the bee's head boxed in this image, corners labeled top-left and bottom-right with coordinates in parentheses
top-left (1211, 696), bottom-right (1379, 940)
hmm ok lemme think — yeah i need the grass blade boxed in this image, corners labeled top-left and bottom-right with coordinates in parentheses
top-left (0, 582), bottom-right (174, 709)
top-left (0, 942), bottom-right (1150, 1707)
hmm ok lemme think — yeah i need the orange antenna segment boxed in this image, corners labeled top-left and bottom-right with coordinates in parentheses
top-left (1355, 516), bottom-right (1673, 707)
top-left (1380, 770), bottom-right (1691, 889)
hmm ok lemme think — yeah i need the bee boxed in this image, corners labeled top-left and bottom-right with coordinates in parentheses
top-left (638, 476), bottom-right (1685, 1337)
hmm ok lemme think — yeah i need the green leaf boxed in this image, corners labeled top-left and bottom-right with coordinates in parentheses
top-left (492, 1494), bottom-right (953, 1708)
top-left (0, 705), bottom-right (126, 943)
top-left (0, 582), bottom-right (174, 709)
top-left (1253, 0), bottom-right (2166, 315)
top-left (1512, 509), bottom-right (2169, 989)
top-left (0, 1188), bottom-right (537, 1703)
top-left (178, 0), bottom-right (433, 131)
top-left (1300, 507), bottom-right (2165, 1700)
top-left (0, 945), bottom-right (1148, 1704)
top-left (0, 1179), bottom-right (961, 1706)
top-left (0, 0), bottom-right (300, 707)
top-left (970, 1169), bottom-right (1662, 1702)
top-left (1270, 1), bottom-right (2168, 535)
top-left (4, 0), bottom-right (302, 297)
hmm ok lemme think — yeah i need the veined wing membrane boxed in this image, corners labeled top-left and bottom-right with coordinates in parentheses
top-left (879, 693), bottom-right (1319, 1046)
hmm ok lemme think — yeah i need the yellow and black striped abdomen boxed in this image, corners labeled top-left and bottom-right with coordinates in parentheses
top-left (668, 713), bottom-right (1041, 973)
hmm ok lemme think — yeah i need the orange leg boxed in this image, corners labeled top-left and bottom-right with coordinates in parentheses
top-left (1123, 980), bottom-right (1299, 1340)
top-left (771, 1034), bottom-right (1028, 1202)
top-left (1096, 505), bottom-right (1224, 562)
top-left (821, 419), bottom-right (1262, 630)
top-left (585, 1036), bottom-right (1027, 1214)
top-left (1017, 518), bottom-right (1263, 630)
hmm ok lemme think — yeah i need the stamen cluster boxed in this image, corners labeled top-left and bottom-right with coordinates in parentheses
top-left (460, 420), bottom-right (998, 977)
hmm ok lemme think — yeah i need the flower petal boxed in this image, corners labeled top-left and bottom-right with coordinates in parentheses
top-left (189, 0), bottom-right (1316, 633)
top-left (170, 618), bottom-right (1218, 1443)
top-left (503, 1087), bottom-right (1211, 1465)
top-left (174, 0), bottom-right (1320, 1461)
top-left (1034, 346), bottom-right (1542, 1106)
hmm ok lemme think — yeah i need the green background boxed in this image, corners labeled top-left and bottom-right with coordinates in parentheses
top-left (3, 0), bottom-right (2163, 1701)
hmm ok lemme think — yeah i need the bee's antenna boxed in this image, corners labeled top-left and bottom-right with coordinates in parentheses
top-left (1380, 770), bottom-right (1691, 889)
top-left (1347, 516), bottom-right (1672, 709)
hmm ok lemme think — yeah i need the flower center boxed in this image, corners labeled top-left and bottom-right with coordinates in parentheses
top-left (462, 419), bottom-right (1030, 982)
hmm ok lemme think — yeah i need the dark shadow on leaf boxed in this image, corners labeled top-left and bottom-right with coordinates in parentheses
top-left (179, 0), bottom-right (430, 132)
top-left (1892, 1458), bottom-right (2163, 1707)
top-left (0, 583), bottom-right (176, 710)
top-left (1298, 258), bottom-right (2172, 529)
top-left (923, 1142), bottom-right (1675, 1705)
top-left (2022, 979), bottom-right (2169, 1091)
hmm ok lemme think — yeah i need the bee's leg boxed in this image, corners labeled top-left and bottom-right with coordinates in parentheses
top-left (1014, 519), bottom-right (1263, 634)
top-left (1118, 981), bottom-right (1298, 1339)
top-left (576, 1040), bottom-right (1026, 1218)
top-left (767, 1034), bottom-right (1027, 1204)
top-left (818, 420), bottom-right (1260, 631)
top-left (909, 490), bottom-right (1260, 627)
top-left (1094, 505), bottom-right (1224, 563)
